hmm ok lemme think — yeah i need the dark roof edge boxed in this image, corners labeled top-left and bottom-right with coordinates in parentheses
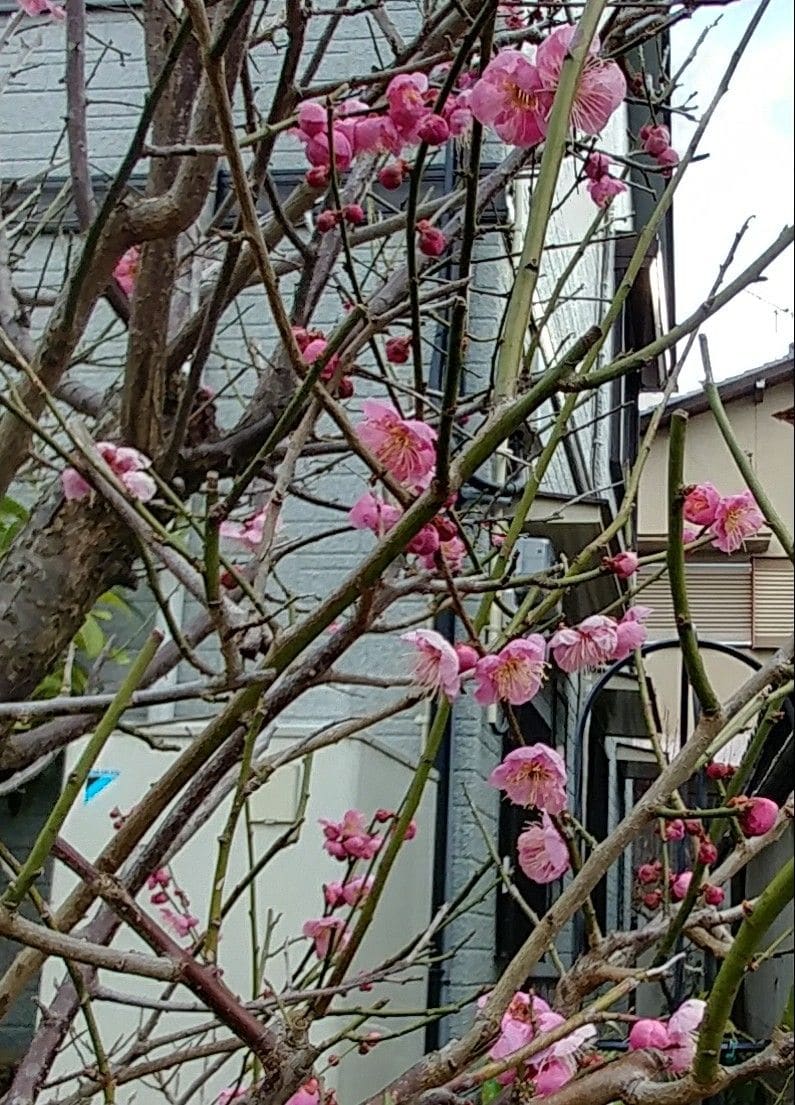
top-left (640, 349), bottom-right (795, 425)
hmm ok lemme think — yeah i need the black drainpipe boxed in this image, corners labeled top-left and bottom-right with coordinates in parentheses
top-left (424, 140), bottom-right (459, 1053)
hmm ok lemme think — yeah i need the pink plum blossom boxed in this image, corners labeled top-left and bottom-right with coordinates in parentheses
top-left (454, 644), bottom-right (480, 672)
top-left (356, 400), bottom-right (437, 485)
top-left (683, 482), bottom-right (721, 526)
top-left (710, 491), bottom-right (764, 553)
top-left (517, 813), bottom-right (571, 884)
top-left (737, 796), bottom-right (779, 837)
top-left (474, 636), bottom-right (547, 705)
top-left (348, 492), bottom-right (402, 535)
top-left (386, 72), bottom-right (431, 143)
top-left (323, 875), bottom-right (374, 909)
top-left (488, 744), bottom-right (567, 813)
top-left (62, 441), bottom-right (156, 503)
top-left (666, 999), bottom-right (705, 1073)
top-left (319, 809), bottom-right (382, 861)
top-left (640, 123), bottom-right (671, 156)
top-left (603, 550), bottom-right (639, 579)
top-left (160, 909), bottom-right (199, 938)
top-left (584, 152), bottom-right (612, 180)
top-left (217, 1089), bottom-right (247, 1105)
top-left (113, 246), bottom-right (141, 294)
top-left (536, 25), bottom-right (626, 135)
top-left (419, 535), bottom-right (467, 573)
top-left (302, 917), bottom-right (350, 958)
top-left (16, 0), bottom-right (65, 15)
top-left (587, 174), bottom-right (627, 207)
top-left (354, 113), bottom-right (402, 156)
top-left (470, 50), bottom-right (552, 148)
top-left (549, 615), bottom-right (618, 672)
top-left (285, 1081), bottom-right (321, 1105)
top-left (660, 818), bottom-right (686, 842)
top-left (533, 1057), bottom-right (575, 1096)
top-left (416, 220), bottom-right (447, 257)
top-left (670, 871), bottom-right (693, 901)
top-left (629, 1018), bottom-right (671, 1051)
top-left (406, 524), bottom-right (441, 557)
top-left (703, 883), bottom-right (725, 906)
top-left (610, 606), bottom-right (651, 661)
top-left (219, 508), bottom-right (270, 552)
top-left (402, 628), bottom-right (462, 700)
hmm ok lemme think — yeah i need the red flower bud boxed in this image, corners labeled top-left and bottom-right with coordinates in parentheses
top-left (316, 209), bottom-right (340, 233)
top-left (706, 761), bottom-right (735, 781)
top-left (385, 335), bottom-right (412, 364)
top-left (306, 165), bottom-right (330, 189)
top-left (698, 840), bottom-right (719, 866)
top-left (378, 161), bottom-right (407, 190)
top-left (684, 819), bottom-right (704, 838)
top-left (702, 883), bottom-right (725, 907)
top-left (342, 203), bottom-right (366, 226)
top-left (417, 113), bottom-right (450, 146)
top-left (416, 219), bottom-right (447, 257)
top-left (642, 890), bottom-right (662, 910)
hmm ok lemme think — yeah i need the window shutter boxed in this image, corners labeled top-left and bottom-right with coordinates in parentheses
top-left (752, 558), bottom-right (794, 649)
top-left (637, 563), bottom-right (753, 644)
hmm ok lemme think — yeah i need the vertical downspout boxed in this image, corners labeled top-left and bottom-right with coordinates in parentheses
top-left (424, 142), bottom-right (458, 1053)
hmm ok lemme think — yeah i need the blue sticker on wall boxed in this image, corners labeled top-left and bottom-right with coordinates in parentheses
top-left (84, 770), bottom-right (120, 804)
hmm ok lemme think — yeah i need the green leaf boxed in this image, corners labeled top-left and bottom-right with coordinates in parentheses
top-left (481, 1079), bottom-right (502, 1105)
top-left (76, 614), bottom-right (105, 660)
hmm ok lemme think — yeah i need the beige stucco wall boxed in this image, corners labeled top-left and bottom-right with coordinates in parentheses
top-left (638, 376), bottom-right (794, 555)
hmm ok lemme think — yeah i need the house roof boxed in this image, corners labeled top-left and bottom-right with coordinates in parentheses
top-left (640, 347), bottom-right (794, 426)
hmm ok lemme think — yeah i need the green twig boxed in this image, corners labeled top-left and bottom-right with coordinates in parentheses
top-left (694, 858), bottom-right (794, 1085)
top-left (667, 410), bottom-right (720, 716)
top-left (1, 631), bottom-right (162, 910)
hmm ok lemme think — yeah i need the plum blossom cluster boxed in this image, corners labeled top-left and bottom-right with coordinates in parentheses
top-left (218, 1077), bottom-right (328, 1105)
top-left (290, 73), bottom-right (471, 187)
top-left (113, 245), bottom-right (141, 296)
top-left (490, 746), bottom-right (572, 885)
top-left (482, 989), bottom-right (596, 1095)
top-left (470, 27), bottom-right (625, 148)
top-left (61, 442), bottom-right (156, 503)
top-left (302, 809), bottom-right (415, 959)
top-left (145, 867), bottom-right (200, 939)
top-left (683, 483), bottom-right (764, 554)
top-left (15, 0), bottom-right (64, 20)
top-left (639, 122), bottom-right (679, 176)
top-left (293, 325), bottom-right (355, 398)
top-left (400, 608), bottom-right (651, 710)
top-left (583, 152), bottom-right (627, 208)
top-left (548, 607), bottom-right (651, 670)
top-left (628, 999), bottom-right (706, 1074)
top-left (636, 857), bottom-right (724, 911)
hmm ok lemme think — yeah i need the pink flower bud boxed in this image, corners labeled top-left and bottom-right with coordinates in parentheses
top-left (316, 209), bottom-right (340, 233)
top-left (671, 871), bottom-right (693, 901)
top-left (706, 761), bottom-right (735, 781)
top-left (374, 808), bottom-right (395, 822)
top-left (337, 376), bottom-right (355, 399)
top-left (416, 220), bottom-right (446, 257)
top-left (684, 819), bottom-right (704, 837)
top-left (385, 336), bottom-right (412, 364)
top-left (417, 113), bottom-right (450, 145)
top-left (433, 515), bottom-right (458, 542)
top-left (702, 883), bottom-right (725, 906)
top-left (149, 891), bottom-right (169, 905)
top-left (584, 152), bottom-right (612, 181)
top-left (641, 123), bottom-right (671, 157)
top-left (602, 551), bottom-right (639, 579)
top-left (403, 819), bottom-right (418, 841)
top-left (629, 1018), bottom-right (670, 1051)
top-left (378, 161), bottom-right (407, 190)
top-left (656, 147), bottom-right (679, 173)
top-left (698, 840), bottom-right (718, 866)
top-left (637, 862), bottom-right (661, 886)
top-left (642, 889), bottom-right (663, 910)
top-left (455, 644), bottom-right (480, 673)
top-left (659, 818), bottom-right (686, 842)
top-left (305, 165), bottom-right (330, 189)
top-left (738, 796), bottom-right (779, 838)
top-left (342, 203), bottom-right (366, 226)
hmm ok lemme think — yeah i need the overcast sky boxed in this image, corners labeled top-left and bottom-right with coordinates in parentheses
top-left (670, 0), bottom-right (794, 393)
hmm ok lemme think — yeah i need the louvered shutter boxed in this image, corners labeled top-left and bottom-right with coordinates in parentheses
top-left (637, 563), bottom-right (753, 644)
top-left (752, 558), bottom-right (794, 649)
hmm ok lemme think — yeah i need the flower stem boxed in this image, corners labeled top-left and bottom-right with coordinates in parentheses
top-left (693, 857), bottom-right (794, 1085)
